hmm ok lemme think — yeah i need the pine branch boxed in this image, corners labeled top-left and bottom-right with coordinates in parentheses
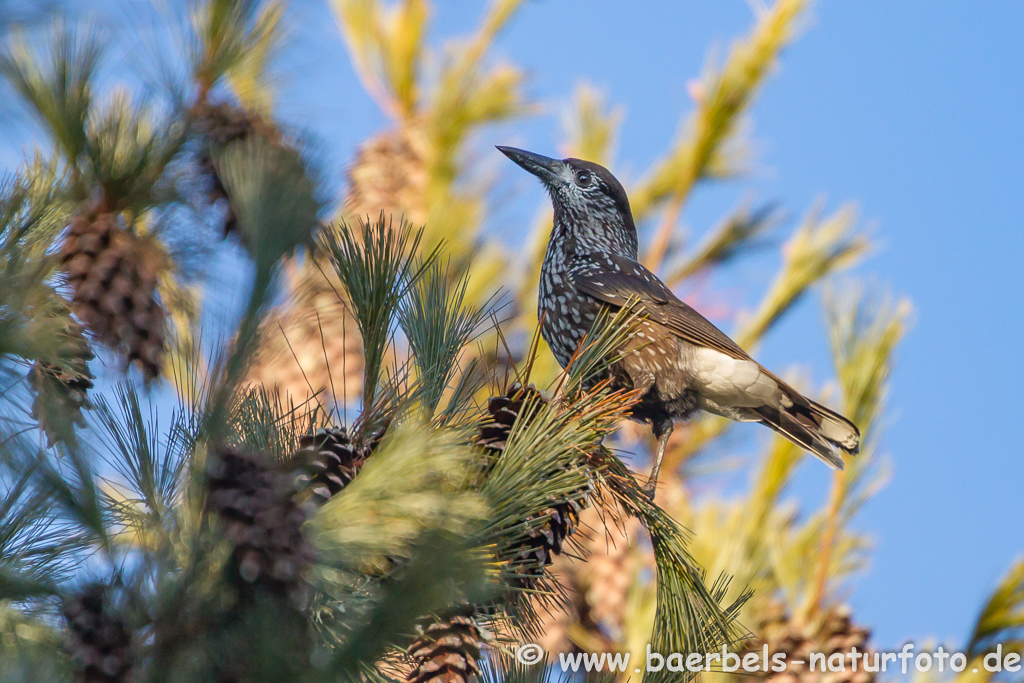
top-left (0, 19), bottom-right (101, 170)
top-left (587, 444), bottom-right (750, 683)
top-left (307, 423), bottom-right (487, 574)
top-left (318, 215), bottom-right (436, 410)
top-left (324, 532), bottom-right (492, 681)
top-left (561, 83), bottom-right (623, 167)
top-left (666, 201), bottom-right (780, 286)
top-left (636, 0), bottom-right (809, 270)
top-left (212, 133), bottom-right (322, 271)
top-left (330, 0), bottom-right (428, 119)
top-left (224, 1), bottom-right (285, 115)
top-left (736, 201), bottom-right (868, 349)
top-left (0, 154), bottom-right (73, 260)
top-left (189, 0), bottom-right (281, 101)
top-left (85, 91), bottom-right (186, 215)
top-left (808, 286), bottom-right (910, 615)
top-left (31, 444), bottom-right (110, 556)
top-left (0, 460), bottom-right (78, 591)
top-left (425, 0), bottom-right (530, 189)
top-left (398, 257), bottom-right (493, 417)
top-left (0, 163), bottom-right (76, 368)
top-left (967, 558), bottom-right (1024, 660)
top-left (92, 384), bottom-right (188, 535)
top-left (0, 600), bottom-right (67, 682)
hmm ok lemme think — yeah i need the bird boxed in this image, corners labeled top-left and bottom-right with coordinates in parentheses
top-left (497, 146), bottom-right (859, 498)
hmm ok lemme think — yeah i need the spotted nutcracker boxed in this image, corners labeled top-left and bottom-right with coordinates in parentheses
top-left (498, 146), bottom-right (859, 498)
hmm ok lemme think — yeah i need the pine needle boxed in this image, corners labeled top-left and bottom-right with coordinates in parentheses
top-left (318, 215), bottom-right (436, 409)
top-left (398, 257), bottom-right (494, 417)
top-left (212, 134), bottom-right (322, 271)
top-left (189, 0), bottom-right (280, 99)
top-left (637, 0), bottom-right (809, 268)
top-left (0, 19), bottom-right (101, 166)
top-left (967, 558), bottom-right (1024, 659)
top-left (736, 201), bottom-right (869, 349)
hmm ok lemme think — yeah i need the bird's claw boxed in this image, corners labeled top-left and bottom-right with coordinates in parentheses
top-left (642, 481), bottom-right (657, 501)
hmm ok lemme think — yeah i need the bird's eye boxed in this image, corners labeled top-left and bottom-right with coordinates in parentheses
top-left (576, 170), bottom-right (592, 186)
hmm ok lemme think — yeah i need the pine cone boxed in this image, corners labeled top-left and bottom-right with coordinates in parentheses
top-left (581, 513), bottom-right (638, 642)
top-left (192, 100), bottom-right (280, 237)
top-left (295, 427), bottom-right (366, 504)
top-left (63, 584), bottom-right (133, 683)
top-left (246, 126), bottom-right (428, 405)
top-left (205, 449), bottom-right (314, 602)
top-left (345, 126), bottom-right (430, 226)
top-left (531, 556), bottom-right (589, 657)
top-left (28, 318), bottom-right (95, 446)
top-left (406, 615), bottom-right (484, 683)
top-left (523, 510), bottom-right (640, 657)
top-left (745, 602), bottom-right (875, 683)
top-left (477, 384), bottom-right (590, 587)
top-left (192, 101), bottom-right (264, 148)
top-left (60, 213), bottom-right (166, 380)
top-left (475, 383), bottom-right (546, 456)
top-left (247, 262), bottom-right (364, 406)
top-left (507, 496), bottom-right (587, 588)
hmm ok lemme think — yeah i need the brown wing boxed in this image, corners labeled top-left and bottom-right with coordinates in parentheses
top-left (569, 253), bottom-right (751, 360)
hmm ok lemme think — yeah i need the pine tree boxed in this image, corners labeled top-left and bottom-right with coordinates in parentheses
top-left (0, 3), bottom-right (1016, 683)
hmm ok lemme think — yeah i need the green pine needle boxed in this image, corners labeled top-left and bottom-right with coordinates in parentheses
top-left (308, 422), bottom-right (487, 575)
top-left (318, 215), bottom-right (437, 410)
top-left (190, 0), bottom-right (283, 97)
top-left (398, 257), bottom-right (494, 417)
top-left (588, 445), bottom-right (750, 683)
top-left (212, 134), bottom-right (323, 271)
top-left (85, 91), bottom-right (186, 213)
top-left (0, 20), bottom-right (101, 167)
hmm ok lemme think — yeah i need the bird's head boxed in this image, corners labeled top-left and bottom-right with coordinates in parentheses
top-left (497, 146), bottom-right (638, 258)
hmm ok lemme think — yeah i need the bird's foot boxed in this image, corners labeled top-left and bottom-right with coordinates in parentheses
top-left (642, 480), bottom-right (657, 501)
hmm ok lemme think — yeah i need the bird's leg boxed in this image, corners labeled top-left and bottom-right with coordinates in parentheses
top-left (643, 416), bottom-right (674, 500)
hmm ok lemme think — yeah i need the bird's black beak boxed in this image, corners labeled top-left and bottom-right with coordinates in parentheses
top-left (497, 146), bottom-right (564, 184)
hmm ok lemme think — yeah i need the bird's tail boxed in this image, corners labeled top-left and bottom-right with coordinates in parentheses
top-left (754, 389), bottom-right (860, 470)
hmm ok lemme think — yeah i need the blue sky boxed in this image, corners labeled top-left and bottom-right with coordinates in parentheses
top-left (3, 0), bottom-right (1023, 652)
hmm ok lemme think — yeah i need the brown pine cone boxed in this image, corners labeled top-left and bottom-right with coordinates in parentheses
top-left (581, 513), bottom-right (638, 643)
top-left (530, 555), bottom-right (591, 657)
top-left (248, 125), bottom-right (428, 404)
top-left (745, 602), bottom-right (875, 683)
top-left (476, 384), bottom-right (591, 588)
top-left (475, 383), bottom-right (546, 456)
top-left (63, 584), bottom-right (133, 683)
top-left (247, 263), bottom-right (365, 406)
top-left (192, 100), bottom-right (280, 236)
top-left (60, 213), bottom-right (166, 380)
top-left (345, 126), bottom-right (430, 227)
top-left (523, 511), bottom-right (640, 658)
top-left (204, 449), bottom-right (314, 602)
top-left (295, 427), bottom-right (369, 504)
top-left (192, 101), bottom-right (264, 148)
top-left (406, 615), bottom-right (484, 683)
top-left (505, 496), bottom-right (588, 588)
